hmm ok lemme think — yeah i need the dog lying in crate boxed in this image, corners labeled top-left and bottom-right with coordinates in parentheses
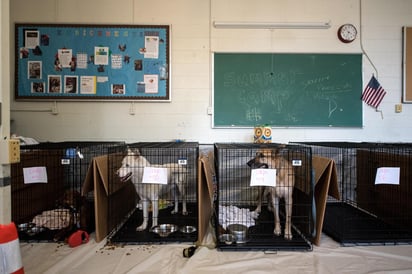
top-left (247, 146), bottom-right (295, 240)
top-left (117, 148), bottom-right (188, 231)
top-left (29, 190), bottom-right (89, 242)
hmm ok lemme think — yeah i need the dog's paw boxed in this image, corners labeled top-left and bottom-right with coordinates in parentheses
top-left (171, 209), bottom-right (178, 215)
top-left (284, 231), bottom-right (293, 240)
top-left (136, 225), bottom-right (147, 231)
top-left (182, 211), bottom-right (188, 216)
top-left (274, 225), bottom-right (282, 236)
top-left (251, 211), bottom-right (259, 219)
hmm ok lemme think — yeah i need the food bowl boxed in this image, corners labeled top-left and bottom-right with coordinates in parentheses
top-left (27, 226), bottom-right (45, 236)
top-left (180, 225), bottom-right (197, 234)
top-left (18, 223), bottom-right (34, 232)
top-left (219, 233), bottom-right (237, 245)
top-left (227, 224), bottom-right (248, 243)
top-left (150, 224), bottom-right (179, 237)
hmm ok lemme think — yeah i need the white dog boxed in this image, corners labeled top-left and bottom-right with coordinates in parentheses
top-left (117, 148), bottom-right (187, 231)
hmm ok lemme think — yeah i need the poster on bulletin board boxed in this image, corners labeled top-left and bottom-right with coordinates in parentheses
top-left (14, 23), bottom-right (170, 101)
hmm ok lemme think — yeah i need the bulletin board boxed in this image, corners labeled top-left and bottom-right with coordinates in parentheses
top-left (403, 26), bottom-right (412, 103)
top-left (15, 23), bottom-right (170, 101)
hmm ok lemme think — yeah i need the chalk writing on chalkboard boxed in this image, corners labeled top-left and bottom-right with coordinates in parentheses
top-left (213, 53), bottom-right (362, 127)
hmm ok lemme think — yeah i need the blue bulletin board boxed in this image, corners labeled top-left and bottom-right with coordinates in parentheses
top-left (15, 23), bottom-right (170, 101)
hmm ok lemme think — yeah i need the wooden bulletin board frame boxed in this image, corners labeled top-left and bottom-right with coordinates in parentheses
top-left (15, 23), bottom-right (170, 101)
top-left (403, 26), bottom-right (412, 103)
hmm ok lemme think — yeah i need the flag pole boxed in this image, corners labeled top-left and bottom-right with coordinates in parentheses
top-left (375, 107), bottom-right (384, 119)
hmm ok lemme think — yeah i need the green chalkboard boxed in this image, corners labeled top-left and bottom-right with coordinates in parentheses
top-left (213, 53), bottom-right (363, 127)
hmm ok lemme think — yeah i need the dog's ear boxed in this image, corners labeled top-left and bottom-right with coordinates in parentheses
top-left (271, 144), bottom-right (286, 158)
top-left (127, 148), bottom-right (141, 157)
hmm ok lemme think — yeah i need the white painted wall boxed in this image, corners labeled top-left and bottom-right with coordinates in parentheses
top-left (1, 0), bottom-right (11, 223)
top-left (8, 0), bottom-right (412, 144)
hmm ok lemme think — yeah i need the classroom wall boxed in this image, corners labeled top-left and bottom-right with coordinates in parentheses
top-left (0, 0), bottom-right (11, 224)
top-left (8, 0), bottom-right (412, 144)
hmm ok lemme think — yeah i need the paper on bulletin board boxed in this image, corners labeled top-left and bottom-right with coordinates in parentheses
top-left (142, 167), bottom-right (168, 184)
top-left (250, 169), bottom-right (276, 187)
top-left (80, 76), bottom-right (96, 94)
top-left (144, 75), bottom-right (159, 93)
top-left (375, 167), bottom-right (400, 185)
top-left (23, 166), bottom-right (48, 184)
top-left (24, 30), bottom-right (39, 49)
top-left (144, 36), bottom-right (159, 59)
top-left (58, 48), bottom-right (73, 68)
top-left (94, 46), bottom-right (109, 65)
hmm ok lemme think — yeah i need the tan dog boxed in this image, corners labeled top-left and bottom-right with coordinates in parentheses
top-left (247, 147), bottom-right (295, 240)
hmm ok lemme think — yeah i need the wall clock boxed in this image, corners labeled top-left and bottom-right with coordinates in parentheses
top-left (337, 24), bottom-right (357, 43)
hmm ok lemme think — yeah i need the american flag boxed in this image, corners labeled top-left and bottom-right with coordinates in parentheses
top-left (361, 75), bottom-right (387, 108)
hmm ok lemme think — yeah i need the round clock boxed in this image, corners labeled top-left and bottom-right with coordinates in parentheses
top-left (337, 24), bottom-right (357, 43)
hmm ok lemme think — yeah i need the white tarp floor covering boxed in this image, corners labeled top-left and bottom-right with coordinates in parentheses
top-left (20, 232), bottom-right (412, 274)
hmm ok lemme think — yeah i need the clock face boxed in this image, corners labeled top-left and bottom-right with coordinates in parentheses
top-left (338, 24), bottom-right (357, 43)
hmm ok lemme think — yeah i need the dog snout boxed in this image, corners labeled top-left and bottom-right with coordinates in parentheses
top-left (247, 158), bottom-right (256, 167)
top-left (116, 168), bottom-right (123, 177)
top-left (247, 158), bottom-right (269, 169)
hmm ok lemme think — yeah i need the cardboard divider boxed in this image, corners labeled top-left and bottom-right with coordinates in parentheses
top-left (197, 151), bottom-right (216, 245)
top-left (312, 155), bottom-right (340, 245)
top-left (82, 155), bottom-right (137, 242)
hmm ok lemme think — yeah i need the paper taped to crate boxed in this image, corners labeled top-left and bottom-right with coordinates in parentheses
top-left (250, 169), bottom-right (276, 187)
top-left (23, 166), bottom-right (48, 184)
top-left (142, 167), bottom-right (168, 184)
top-left (375, 167), bottom-right (400, 185)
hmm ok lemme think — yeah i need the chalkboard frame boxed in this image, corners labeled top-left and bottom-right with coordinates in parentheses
top-left (213, 52), bottom-right (363, 128)
top-left (14, 23), bottom-right (170, 101)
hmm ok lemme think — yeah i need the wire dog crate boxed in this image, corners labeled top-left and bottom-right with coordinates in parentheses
top-left (294, 142), bottom-right (412, 246)
top-left (11, 141), bottom-right (124, 242)
top-left (107, 142), bottom-right (199, 244)
top-left (214, 143), bottom-right (314, 251)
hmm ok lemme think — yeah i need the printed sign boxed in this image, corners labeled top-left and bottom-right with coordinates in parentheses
top-left (375, 167), bottom-right (400, 185)
top-left (142, 167), bottom-right (168, 185)
top-left (250, 168), bottom-right (276, 187)
top-left (23, 166), bottom-right (48, 184)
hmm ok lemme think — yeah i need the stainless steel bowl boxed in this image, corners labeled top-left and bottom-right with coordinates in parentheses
top-left (18, 223), bottom-right (35, 232)
top-left (227, 224), bottom-right (248, 243)
top-left (219, 233), bottom-right (236, 245)
top-left (180, 225), bottom-right (197, 234)
top-left (150, 224), bottom-right (179, 237)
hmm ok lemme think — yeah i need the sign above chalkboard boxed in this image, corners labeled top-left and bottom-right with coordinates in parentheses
top-left (213, 53), bottom-right (363, 127)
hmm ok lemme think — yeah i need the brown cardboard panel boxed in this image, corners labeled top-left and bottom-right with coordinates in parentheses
top-left (82, 155), bottom-right (137, 243)
top-left (312, 156), bottom-right (340, 245)
top-left (94, 159), bottom-right (109, 242)
top-left (197, 151), bottom-right (215, 245)
top-left (82, 156), bottom-right (108, 242)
